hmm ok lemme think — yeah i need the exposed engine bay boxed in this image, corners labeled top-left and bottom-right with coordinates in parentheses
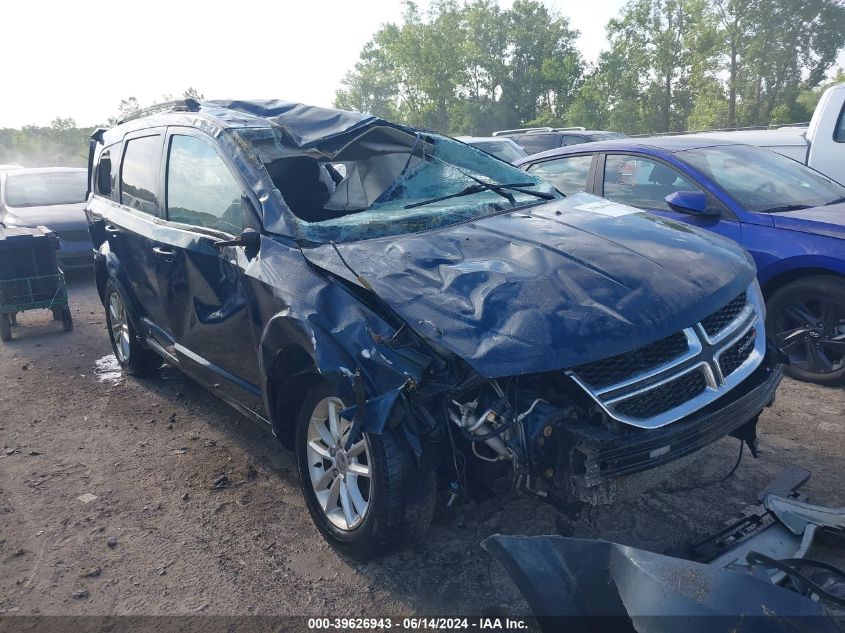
top-left (400, 333), bottom-right (782, 507)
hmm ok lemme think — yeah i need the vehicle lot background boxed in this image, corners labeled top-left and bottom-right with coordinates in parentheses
top-left (1, 273), bottom-right (844, 616)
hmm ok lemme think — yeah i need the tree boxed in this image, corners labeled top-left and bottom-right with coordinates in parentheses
top-left (183, 87), bottom-right (205, 101)
top-left (567, 0), bottom-right (845, 133)
top-left (713, 0), bottom-right (845, 127)
top-left (334, 0), bottom-right (583, 134)
top-left (108, 97), bottom-right (141, 125)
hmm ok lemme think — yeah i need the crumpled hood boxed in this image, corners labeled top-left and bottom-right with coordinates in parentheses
top-left (771, 202), bottom-right (845, 240)
top-left (2, 202), bottom-right (88, 232)
top-left (303, 194), bottom-right (755, 378)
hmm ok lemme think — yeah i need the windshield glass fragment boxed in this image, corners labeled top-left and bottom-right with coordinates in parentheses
top-left (237, 126), bottom-right (559, 243)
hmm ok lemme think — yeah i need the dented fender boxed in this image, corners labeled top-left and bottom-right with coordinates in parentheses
top-left (249, 235), bottom-right (428, 434)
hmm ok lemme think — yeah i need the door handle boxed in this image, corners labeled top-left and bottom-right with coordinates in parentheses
top-left (104, 224), bottom-right (121, 234)
top-left (152, 246), bottom-right (177, 261)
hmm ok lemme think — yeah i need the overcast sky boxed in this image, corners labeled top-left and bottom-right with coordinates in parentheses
top-left (2, 0), bottom-right (843, 128)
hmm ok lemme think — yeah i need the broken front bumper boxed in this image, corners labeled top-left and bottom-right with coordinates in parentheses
top-left (565, 343), bottom-right (783, 504)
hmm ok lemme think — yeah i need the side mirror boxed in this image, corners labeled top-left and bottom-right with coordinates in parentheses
top-left (665, 191), bottom-right (717, 216)
top-left (215, 228), bottom-right (261, 250)
top-left (97, 156), bottom-right (112, 195)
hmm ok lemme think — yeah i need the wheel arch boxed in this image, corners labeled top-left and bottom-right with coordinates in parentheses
top-left (760, 265), bottom-right (845, 299)
top-left (259, 315), bottom-right (360, 448)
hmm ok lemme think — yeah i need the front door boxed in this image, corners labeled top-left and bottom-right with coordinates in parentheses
top-left (599, 153), bottom-right (742, 244)
top-left (154, 129), bottom-right (264, 415)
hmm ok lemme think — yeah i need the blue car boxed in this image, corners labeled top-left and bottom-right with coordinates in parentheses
top-left (86, 101), bottom-right (783, 558)
top-left (517, 138), bottom-right (845, 385)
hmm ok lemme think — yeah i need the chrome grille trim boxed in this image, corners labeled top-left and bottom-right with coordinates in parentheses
top-left (568, 281), bottom-right (766, 430)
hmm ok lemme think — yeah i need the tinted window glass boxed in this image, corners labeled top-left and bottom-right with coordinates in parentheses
top-left (835, 103), bottom-right (845, 142)
top-left (96, 144), bottom-right (120, 200)
top-left (603, 154), bottom-right (701, 211)
top-left (516, 134), bottom-right (560, 154)
top-left (4, 171), bottom-right (86, 207)
top-left (588, 132), bottom-right (627, 141)
top-left (527, 155), bottom-right (593, 194)
top-left (166, 135), bottom-right (243, 234)
top-left (680, 145), bottom-right (845, 212)
top-left (471, 140), bottom-right (527, 163)
top-left (560, 135), bottom-right (587, 146)
top-left (121, 135), bottom-right (162, 215)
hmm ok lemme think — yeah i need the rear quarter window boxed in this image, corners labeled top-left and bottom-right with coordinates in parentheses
top-left (121, 135), bottom-right (162, 215)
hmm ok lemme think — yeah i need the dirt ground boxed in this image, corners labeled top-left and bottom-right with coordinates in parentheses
top-left (1, 272), bottom-right (844, 618)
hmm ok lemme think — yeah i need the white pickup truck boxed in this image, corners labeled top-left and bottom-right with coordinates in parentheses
top-left (697, 83), bottom-right (845, 184)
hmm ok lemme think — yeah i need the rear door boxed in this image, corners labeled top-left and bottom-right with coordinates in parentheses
top-left (155, 128), bottom-right (263, 414)
top-left (105, 131), bottom-right (174, 338)
top-left (598, 152), bottom-right (741, 243)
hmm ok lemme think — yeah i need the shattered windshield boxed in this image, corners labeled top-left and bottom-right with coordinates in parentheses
top-left (241, 126), bottom-right (559, 243)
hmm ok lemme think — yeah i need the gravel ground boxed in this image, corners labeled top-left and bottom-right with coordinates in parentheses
top-left (1, 272), bottom-right (843, 618)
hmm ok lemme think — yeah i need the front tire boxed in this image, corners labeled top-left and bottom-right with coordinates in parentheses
top-left (295, 382), bottom-right (435, 560)
top-left (767, 275), bottom-right (845, 385)
top-left (104, 279), bottom-right (161, 377)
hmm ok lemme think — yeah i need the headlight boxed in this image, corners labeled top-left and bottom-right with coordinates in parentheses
top-left (748, 278), bottom-right (766, 321)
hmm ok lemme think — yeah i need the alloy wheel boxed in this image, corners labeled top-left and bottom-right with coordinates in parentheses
top-left (774, 294), bottom-right (845, 375)
top-left (108, 291), bottom-right (131, 363)
top-left (306, 397), bottom-right (372, 531)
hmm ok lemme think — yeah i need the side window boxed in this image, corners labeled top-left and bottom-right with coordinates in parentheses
top-left (516, 133), bottom-right (560, 155)
top-left (560, 134), bottom-right (587, 146)
top-left (527, 155), bottom-right (593, 195)
top-left (96, 144), bottom-right (120, 201)
top-left (120, 135), bottom-right (162, 215)
top-left (603, 154), bottom-right (702, 211)
top-left (166, 135), bottom-right (243, 234)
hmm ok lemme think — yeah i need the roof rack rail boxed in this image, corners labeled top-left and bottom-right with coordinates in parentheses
top-left (118, 98), bottom-right (201, 125)
top-left (492, 126), bottom-right (588, 136)
top-left (492, 127), bottom-right (554, 136)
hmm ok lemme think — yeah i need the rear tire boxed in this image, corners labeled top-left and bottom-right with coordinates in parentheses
top-left (0, 314), bottom-right (11, 342)
top-left (104, 279), bottom-right (161, 377)
top-left (767, 275), bottom-right (845, 385)
top-left (295, 381), bottom-right (435, 560)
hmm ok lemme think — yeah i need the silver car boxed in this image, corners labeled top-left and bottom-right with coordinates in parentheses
top-left (0, 167), bottom-right (92, 270)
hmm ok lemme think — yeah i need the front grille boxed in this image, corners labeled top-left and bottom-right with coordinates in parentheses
top-left (567, 286), bottom-right (763, 429)
top-left (701, 292), bottom-right (746, 336)
top-left (719, 328), bottom-right (756, 378)
top-left (572, 331), bottom-right (689, 389)
top-left (614, 370), bottom-right (707, 419)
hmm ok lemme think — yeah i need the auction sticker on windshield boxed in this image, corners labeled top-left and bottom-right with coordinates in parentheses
top-left (573, 200), bottom-right (639, 217)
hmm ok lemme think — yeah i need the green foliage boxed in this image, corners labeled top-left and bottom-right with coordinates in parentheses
top-left (0, 121), bottom-right (94, 167)
top-left (338, 0), bottom-right (845, 135)
top-left (1, 88), bottom-right (207, 168)
top-left (335, 0), bottom-right (584, 134)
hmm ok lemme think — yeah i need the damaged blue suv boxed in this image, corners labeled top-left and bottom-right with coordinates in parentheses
top-left (86, 100), bottom-right (783, 559)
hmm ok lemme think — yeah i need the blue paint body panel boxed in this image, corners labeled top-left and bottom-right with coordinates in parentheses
top-left (516, 139), bottom-right (845, 293)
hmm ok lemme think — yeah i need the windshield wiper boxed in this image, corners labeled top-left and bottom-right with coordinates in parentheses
top-left (405, 182), bottom-right (553, 209)
top-left (763, 204), bottom-right (812, 213)
top-left (824, 196), bottom-right (845, 206)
